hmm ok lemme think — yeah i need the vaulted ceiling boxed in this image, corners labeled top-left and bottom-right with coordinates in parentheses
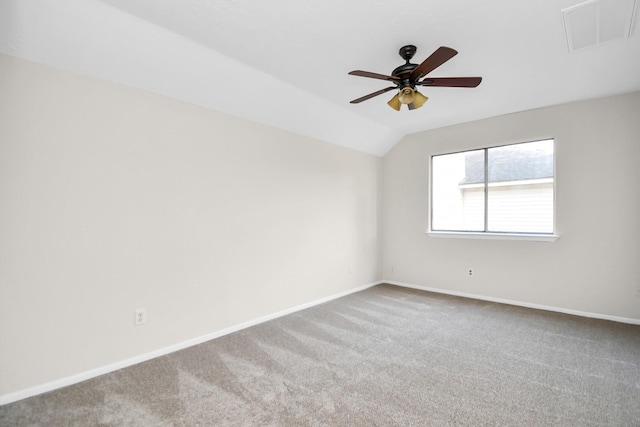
top-left (1, 0), bottom-right (639, 156)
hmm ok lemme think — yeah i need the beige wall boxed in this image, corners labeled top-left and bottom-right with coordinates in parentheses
top-left (0, 54), bottom-right (381, 396)
top-left (382, 91), bottom-right (640, 320)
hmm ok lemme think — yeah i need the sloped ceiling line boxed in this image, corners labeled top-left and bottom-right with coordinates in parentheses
top-left (1, 0), bottom-right (639, 156)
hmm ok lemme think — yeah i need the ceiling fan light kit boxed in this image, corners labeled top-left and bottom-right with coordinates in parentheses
top-left (398, 87), bottom-right (415, 104)
top-left (349, 45), bottom-right (482, 111)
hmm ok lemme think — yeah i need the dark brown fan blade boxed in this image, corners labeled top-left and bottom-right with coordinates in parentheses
top-left (409, 46), bottom-right (458, 81)
top-left (418, 77), bottom-right (482, 87)
top-left (350, 86), bottom-right (397, 104)
top-left (348, 70), bottom-right (401, 82)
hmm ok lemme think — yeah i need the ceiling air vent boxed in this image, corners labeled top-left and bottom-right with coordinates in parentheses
top-left (562, 0), bottom-right (637, 51)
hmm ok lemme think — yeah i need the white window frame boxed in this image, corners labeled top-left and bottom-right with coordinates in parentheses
top-left (427, 139), bottom-right (559, 242)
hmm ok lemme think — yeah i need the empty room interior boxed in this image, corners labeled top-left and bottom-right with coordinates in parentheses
top-left (1, 0), bottom-right (640, 425)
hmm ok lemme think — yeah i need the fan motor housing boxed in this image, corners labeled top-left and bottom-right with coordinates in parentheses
top-left (392, 45), bottom-right (419, 81)
top-left (392, 63), bottom-right (418, 79)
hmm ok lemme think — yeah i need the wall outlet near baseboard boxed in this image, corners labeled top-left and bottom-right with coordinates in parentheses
top-left (391, 265), bottom-right (396, 274)
top-left (135, 308), bottom-right (146, 326)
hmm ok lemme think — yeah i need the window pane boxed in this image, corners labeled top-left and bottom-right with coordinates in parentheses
top-left (432, 150), bottom-right (484, 231)
top-left (487, 140), bottom-right (554, 233)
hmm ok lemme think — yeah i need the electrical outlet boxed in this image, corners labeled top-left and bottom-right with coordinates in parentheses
top-left (135, 308), bottom-right (146, 326)
top-left (391, 265), bottom-right (396, 274)
top-left (468, 269), bottom-right (473, 276)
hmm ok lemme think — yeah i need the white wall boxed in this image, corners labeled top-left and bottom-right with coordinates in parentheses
top-left (382, 92), bottom-right (640, 320)
top-left (2, 52), bottom-right (638, 403)
top-left (0, 54), bottom-right (381, 397)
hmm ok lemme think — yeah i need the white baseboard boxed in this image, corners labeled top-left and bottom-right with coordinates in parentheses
top-left (0, 281), bottom-right (382, 406)
top-left (384, 280), bottom-right (640, 325)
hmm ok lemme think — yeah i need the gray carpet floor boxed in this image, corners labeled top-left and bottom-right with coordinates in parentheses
top-left (1, 284), bottom-right (639, 426)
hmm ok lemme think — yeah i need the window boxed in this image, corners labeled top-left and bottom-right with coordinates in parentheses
top-left (430, 139), bottom-right (555, 239)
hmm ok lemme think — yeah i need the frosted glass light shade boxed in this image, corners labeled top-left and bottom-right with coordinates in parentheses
top-left (387, 94), bottom-right (401, 111)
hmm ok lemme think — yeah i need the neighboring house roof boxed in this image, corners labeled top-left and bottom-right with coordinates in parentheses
top-left (459, 145), bottom-right (553, 185)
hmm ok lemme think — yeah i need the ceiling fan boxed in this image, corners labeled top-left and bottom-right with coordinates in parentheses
top-left (348, 45), bottom-right (482, 111)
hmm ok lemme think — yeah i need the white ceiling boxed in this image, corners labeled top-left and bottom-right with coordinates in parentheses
top-left (1, 0), bottom-right (639, 156)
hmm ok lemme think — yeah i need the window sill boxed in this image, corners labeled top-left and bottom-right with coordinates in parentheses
top-left (427, 231), bottom-right (559, 242)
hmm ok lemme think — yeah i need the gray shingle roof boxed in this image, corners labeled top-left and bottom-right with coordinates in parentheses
top-left (459, 145), bottom-right (553, 185)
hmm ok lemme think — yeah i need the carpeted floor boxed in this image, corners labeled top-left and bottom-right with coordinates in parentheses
top-left (1, 284), bottom-right (639, 426)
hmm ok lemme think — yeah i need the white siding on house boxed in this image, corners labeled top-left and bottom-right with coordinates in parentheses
top-left (461, 186), bottom-right (484, 230)
top-left (461, 182), bottom-right (554, 233)
top-left (443, 180), bottom-right (554, 233)
top-left (487, 182), bottom-right (553, 233)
